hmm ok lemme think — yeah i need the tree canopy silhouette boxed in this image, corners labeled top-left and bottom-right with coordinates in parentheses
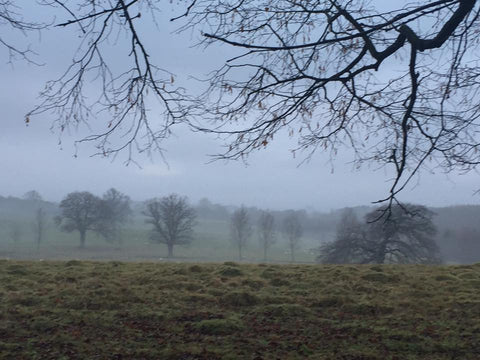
top-left (318, 205), bottom-right (441, 264)
top-left (56, 191), bottom-right (102, 248)
top-left (143, 194), bottom-right (196, 258)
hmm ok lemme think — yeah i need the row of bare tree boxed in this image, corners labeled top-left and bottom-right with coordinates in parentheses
top-left (11, 190), bottom-right (443, 264)
top-left (22, 189), bottom-right (309, 261)
top-left (55, 191), bottom-right (196, 258)
top-left (230, 207), bottom-right (304, 262)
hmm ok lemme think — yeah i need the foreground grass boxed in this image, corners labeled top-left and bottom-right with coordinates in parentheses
top-left (1, 261), bottom-right (479, 359)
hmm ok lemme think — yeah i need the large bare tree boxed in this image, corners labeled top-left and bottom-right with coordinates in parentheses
top-left (55, 191), bottom-right (102, 248)
top-left (183, 0), bottom-right (480, 209)
top-left (143, 194), bottom-right (196, 258)
top-left (317, 208), bottom-right (369, 264)
top-left (5, 1), bottom-right (480, 204)
top-left (318, 204), bottom-right (441, 264)
top-left (97, 188), bottom-right (132, 245)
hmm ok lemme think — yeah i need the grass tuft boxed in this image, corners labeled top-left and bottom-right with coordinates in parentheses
top-left (361, 272), bottom-right (399, 283)
top-left (256, 303), bottom-right (311, 318)
top-left (193, 318), bottom-right (244, 335)
top-left (65, 259), bottom-right (83, 267)
top-left (435, 274), bottom-right (459, 282)
top-left (223, 261), bottom-right (239, 267)
top-left (6, 264), bottom-right (28, 276)
top-left (189, 264), bottom-right (203, 273)
top-left (221, 291), bottom-right (259, 307)
top-left (269, 277), bottom-right (290, 287)
top-left (219, 267), bottom-right (243, 277)
top-left (241, 278), bottom-right (265, 290)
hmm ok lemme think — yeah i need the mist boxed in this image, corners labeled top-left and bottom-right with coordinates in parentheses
top-left (0, 192), bottom-right (479, 265)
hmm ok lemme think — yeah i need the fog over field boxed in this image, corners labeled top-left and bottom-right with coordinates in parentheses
top-left (0, 194), bottom-right (479, 264)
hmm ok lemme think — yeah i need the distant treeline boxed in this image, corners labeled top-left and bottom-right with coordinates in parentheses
top-left (0, 192), bottom-right (479, 264)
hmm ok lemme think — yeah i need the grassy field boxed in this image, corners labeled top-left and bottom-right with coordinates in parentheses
top-left (0, 219), bottom-right (320, 263)
top-left (1, 261), bottom-right (479, 359)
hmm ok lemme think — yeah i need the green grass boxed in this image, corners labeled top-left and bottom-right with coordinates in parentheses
top-left (1, 260), bottom-right (479, 359)
top-left (0, 218), bottom-right (319, 263)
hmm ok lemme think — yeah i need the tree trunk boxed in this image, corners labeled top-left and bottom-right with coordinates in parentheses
top-left (290, 243), bottom-right (295, 263)
top-left (238, 244), bottom-right (242, 261)
top-left (167, 243), bottom-right (174, 258)
top-left (376, 252), bottom-right (386, 264)
top-left (79, 230), bottom-right (86, 248)
top-left (37, 230), bottom-right (42, 252)
top-left (375, 240), bottom-right (387, 264)
top-left (263, 245), bottom-right (267, 262)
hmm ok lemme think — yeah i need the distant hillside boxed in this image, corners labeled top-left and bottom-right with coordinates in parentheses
top-left (0, 196), bottom-right (58, 221)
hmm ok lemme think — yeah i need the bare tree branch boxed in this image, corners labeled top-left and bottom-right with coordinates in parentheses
top-left (179, 0), bottom-right (480, 209)
top-left (27, 0), bottom-right (192, 164)
top-left (0, 1), bottom-right (46, 64)
top-left (12, 0), bottom-right (480, 209)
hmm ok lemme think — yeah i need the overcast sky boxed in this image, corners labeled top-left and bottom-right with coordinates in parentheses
top-left (1, 2), bottom-right (479, 211)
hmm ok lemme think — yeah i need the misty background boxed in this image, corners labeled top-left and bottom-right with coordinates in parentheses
top-left (1, 2), bottom-right (479, 264)
top-left (0, 192), bottom-right (479, 264)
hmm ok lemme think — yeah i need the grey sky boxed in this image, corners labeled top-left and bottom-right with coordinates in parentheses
top-left (0, 2), bottom-right (479, 210)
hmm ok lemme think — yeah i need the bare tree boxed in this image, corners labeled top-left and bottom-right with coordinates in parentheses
top-left (257, 210), bottom-right (276, 261)
top-left (183, 0), bottom-right (480, 209)
top-left (282, 212), bottom-right (303, 262)
top-left (143, 194), bottom-right (196, 258)
top-left (33, 207), bottom-right (47, 251)
top-left (318, 204), bottom-right (441, 264)
top-left (365, 205), bottom-right (441, 264)
top-left (317, 208), bottom-right (367, 264)
top-left (55, 191), bottom-right (102, 248)
top-left (97, 188), bottom-right (132, 245)
top-left (6, 1), bottom-right (480, 205)
top-left (230, 206), bottom-right (252, 260)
